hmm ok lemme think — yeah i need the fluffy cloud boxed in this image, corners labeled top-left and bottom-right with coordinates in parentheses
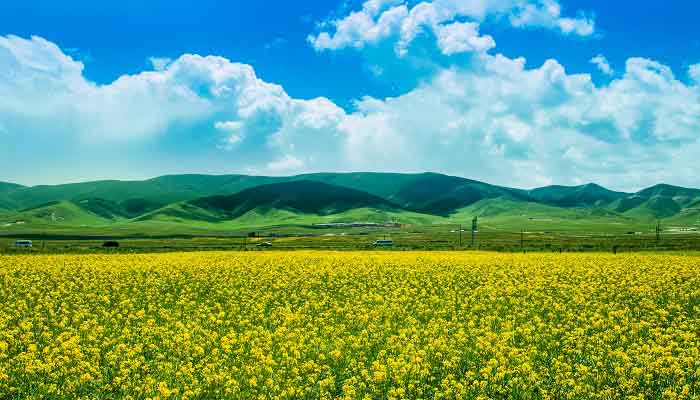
top-left (309, 0), bottom-right (594, 55)
top-left (0, 34), bottom-right (344, 166)
top-left (1, 34), bottom-right (699, 190)
top-left (149, 57), bottom-right (172, 71)
top-left (335, 54), bottom-right (700, 189)
top-left (690, 63), bottom-right (700, 84)
top-left (590, 54), bottom-right (613, 75)
top-left (509, 0), bottom-right (594, 36)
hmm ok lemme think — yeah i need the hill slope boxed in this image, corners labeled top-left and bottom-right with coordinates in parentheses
top-left (301, 172), bottom-right (533, 215)
top-left (0, 200), bottom-right (116, 228)
top-left (140, 180), bottom-right (405, 223)
top-left (0, 182), bottom-right (25, 210)
top-left (529, 183), bottom-right (628, 207)
top-left (2, 174), bottom-right (700, 236)
top-left (0, 175), bottom-right (286, 215)
top-left (190, 180), bottom-right (400, 218)
top-left (609, 184), bottom-right (700, 220)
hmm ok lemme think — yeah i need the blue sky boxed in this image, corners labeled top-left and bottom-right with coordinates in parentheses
top-left (1, 0), bottom-right (699, 190)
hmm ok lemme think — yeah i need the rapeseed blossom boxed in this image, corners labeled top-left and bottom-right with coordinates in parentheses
top-left (1, 251), bottom-right (699, 399)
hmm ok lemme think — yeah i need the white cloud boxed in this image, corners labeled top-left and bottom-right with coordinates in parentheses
top-left (309, 0), bottom-right (595, 55)
top-left (510, 0), bottom-right (594, 36)
top-left (309, 4), bottom-right (409, 52)
top-left (2, 34), bottom-right (700, 190)
top-left (590, 54), bottom-right (613, 75)
top-left (690, 63), bottom-right (700, 84)
top-left (331, 54), bottom-right (700, 189)
top-left (434, 21), bottom-right (496, 55)
top-left (215, 121), bottom-right (244, 149)
top-left (266, 154), bottom-right (306, 174)
top-left (0, 34), bottom-right (344, 169)
top-left (149, 57), bottom-right (172, 71)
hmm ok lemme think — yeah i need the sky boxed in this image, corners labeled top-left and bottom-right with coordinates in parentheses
top-left (0, 0), bottom-right (699, 191)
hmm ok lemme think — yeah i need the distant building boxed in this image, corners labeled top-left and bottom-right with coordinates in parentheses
top-left (14, 240), bottom-right (32, 248)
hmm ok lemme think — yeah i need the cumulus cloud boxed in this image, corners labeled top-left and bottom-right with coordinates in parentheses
top-left (214, 121), bottom-right (245, 149)
top-left (309, 0), bottom-right (595, 55)
top-left (149, 57), bottom-right (172, 71)
top-left (334, 54), bottom-right (700, 189)
top-left (690, 63), bottom-right (700, 84)
top-left (590, 54), bottom-right (613, 75)
top-left (510, 0), bottom-right (594, 36)
top-left (1, 34), bottom-right (700, 190)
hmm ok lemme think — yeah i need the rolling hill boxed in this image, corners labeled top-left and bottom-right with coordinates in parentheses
top-left (529, 183), bottom-right (628, 208)
top-left (608, 184), bottom-right (700, 220)
top-left (0, 181), bottom-right (25, 211)
top-left (1, 173), bottom-right (699, 236)
top-left (0, 175), bottom-right (285, 214)
top-left (299, 172), bottom-right (532, 215)
top-left (2, 201), bottom-right (116, 227)
top-left (141, 180), bottom-right (404, 222)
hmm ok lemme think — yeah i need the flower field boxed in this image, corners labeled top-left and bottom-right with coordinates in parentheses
top-left (1, 251), bottom-right (700, 399)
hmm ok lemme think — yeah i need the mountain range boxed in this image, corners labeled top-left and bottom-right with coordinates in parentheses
top-left (1, 173), bottom-right (699, 236)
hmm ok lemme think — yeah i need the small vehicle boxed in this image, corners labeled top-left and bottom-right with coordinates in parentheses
top-left (256, 241), bottom-right (273, 247)
top-left (102, 241), bottom-right (120, 248)
top-left (373, 239), bottom-right (394, 247)
top-left (14, 240), bottom-right (33, 248)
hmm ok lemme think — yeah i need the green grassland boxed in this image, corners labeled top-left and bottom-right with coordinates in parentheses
top-left (1, 173), bottom-right (699, 253)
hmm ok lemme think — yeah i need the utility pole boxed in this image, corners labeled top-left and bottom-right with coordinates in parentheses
top-left (521, 229), bottom-right (524, 252)
top-left (459, 224), bottom-right (463, 247)
top-left (656, 220), bottom-right (661, 244)
top-left (471, 217), bottom-right (478, 247)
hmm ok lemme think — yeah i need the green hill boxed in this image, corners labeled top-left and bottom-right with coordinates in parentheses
top-left (607, 184), bottom-right (700, 220)
top-left (446, 197), bottom-right (635, 232)
top-left (636, 184), bottom-right (700, 200)
top-left (387, 173), bottom-right (532, 215)
top-left (2, 173), bottom-right (700, 236)
top-left (0, 175), bottom-right (284, 215)
top-left (529, 183), bottom-right (628, 207)
top-left (302, 172), bottom-right (532, 215)
top-left (0, 181), bottom-right (24, 193)
top-left (133, 180), bottom-right (439, 231)
top-left (294, 172), bottom-right (432, 201)
top-left (620, 196), bottom-right (682, 220)
top-left (0, 182), bottom-right (25, 210)
top-left (0, 200), bottom-right (115, 228)
top-left (180, 180), bottom-right (401, 220)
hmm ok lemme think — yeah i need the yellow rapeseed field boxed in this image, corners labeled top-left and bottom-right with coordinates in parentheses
top-left (1, 251), bottom-right (700, 399)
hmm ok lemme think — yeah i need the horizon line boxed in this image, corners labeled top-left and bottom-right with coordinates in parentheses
top-left (1, 171), bottom-right (692, 194)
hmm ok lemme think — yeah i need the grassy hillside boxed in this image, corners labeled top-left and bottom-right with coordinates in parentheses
top-left (0, 182), bottom-right (25, 210)
top-left (446, 197), bottom-right (646, 233)
top-left (303, 172), bottom-right (533, 215)
top-left (607, 184), bottom-right (700, 220)
top-left (133, 206), bottom-right (441, 233)
top-left (2, 173), bottom-right (699, 237)
top-left (0, 201), bottom-right (116, 228)
top-left (0, 175), bottom-right (285, 213)
top-left (146, 180), bottom-right (402, 221)
top-left (295, 172), bottom-right (432, 200)
top-left (529, 183), bottom-right (628, 207)
top-left (0, 181), bottom-right (24, 193)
